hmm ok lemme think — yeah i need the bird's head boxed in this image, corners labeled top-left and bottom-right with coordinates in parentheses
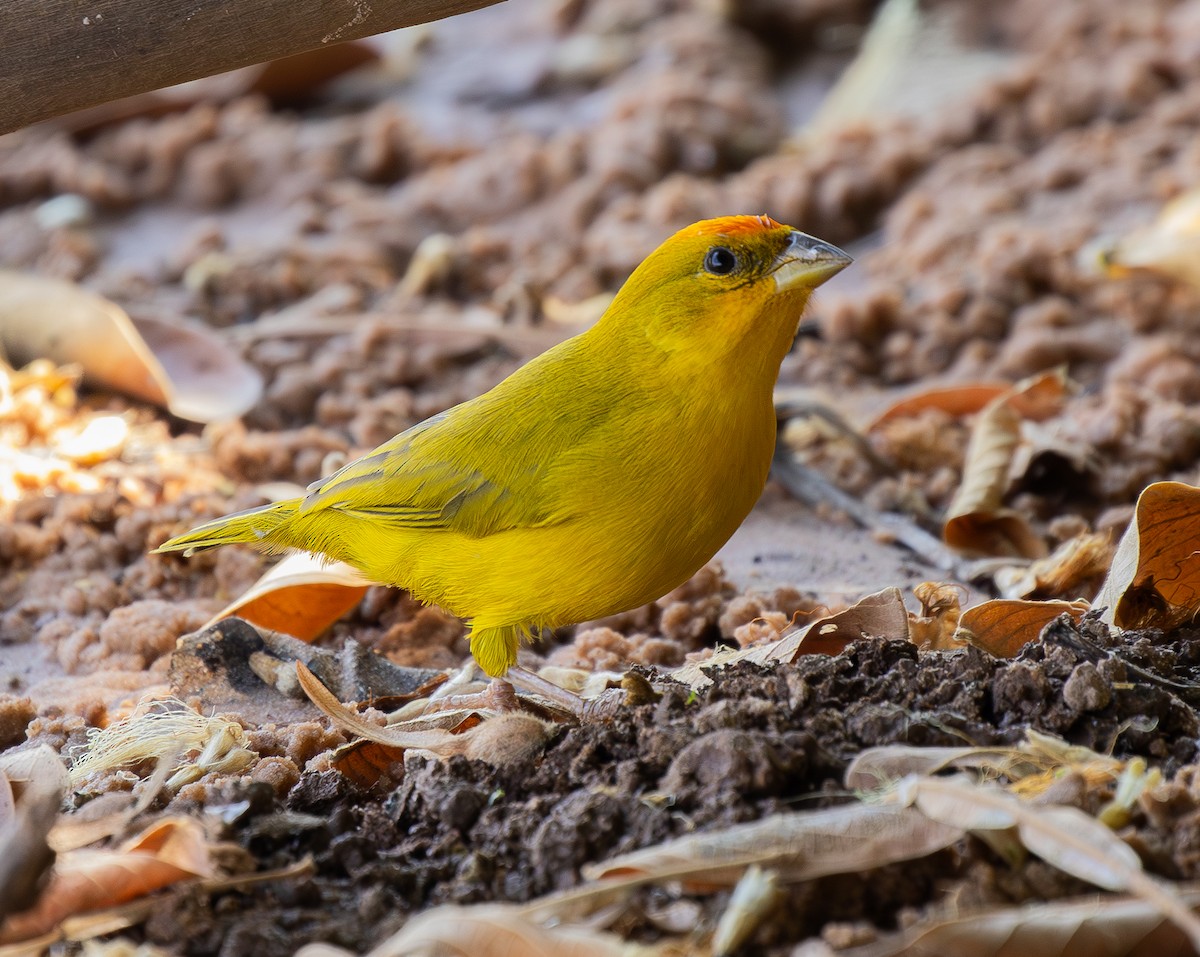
top-left (598, 215), bottom-right (851, 370)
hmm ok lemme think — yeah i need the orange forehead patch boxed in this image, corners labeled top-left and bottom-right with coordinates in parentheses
top-left (682, 214), bottom-right (787, 239)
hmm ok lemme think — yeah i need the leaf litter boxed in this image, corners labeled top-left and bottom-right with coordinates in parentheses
top-left (12, 0), bottom-right (1200, 953)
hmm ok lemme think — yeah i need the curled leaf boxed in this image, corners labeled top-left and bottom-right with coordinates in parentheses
top-left (957, 598), bottom-right (1088, 658)
top-left (208, 552), bottom-right (371, 642)
top-left (993, 531), bottom-right (1114, 601)
top-left (0, 747), bottom-right (68, 919)
top-left (672, 587), bottom-right (909, 689)
top-left (1095, 482), bottom-right (1200, 630)
top-left (0, 271), bottom-right (261, 422)
top-left (800, 0), bottom-right (1014, 139)
top-left (1100, 189), bottom-right (1200, 286)
top-left (908, 582), bottom-right (964, 650)
top-left (0, 818), bottom-right (215, 944)
top-left (943, 371), bottom-right (1070, 558)
top-left (867, 382), bottom-right (1012, 432)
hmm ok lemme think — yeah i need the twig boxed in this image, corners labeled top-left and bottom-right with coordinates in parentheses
top-left (771, 447), bottom-right (971, 579)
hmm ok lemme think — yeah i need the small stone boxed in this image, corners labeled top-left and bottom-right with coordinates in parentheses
top-left (1062, 661), bottom-right (1111, 712)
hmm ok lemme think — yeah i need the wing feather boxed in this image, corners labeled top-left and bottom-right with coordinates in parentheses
top-left (296, 352), bottom-right (615, 537)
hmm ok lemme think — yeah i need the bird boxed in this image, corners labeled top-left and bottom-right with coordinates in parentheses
top-left (155, 215), bottom-right (850, 707)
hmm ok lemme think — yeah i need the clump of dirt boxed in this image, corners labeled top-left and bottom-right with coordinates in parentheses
top-left (105, 613), bottom-right (1199, 956)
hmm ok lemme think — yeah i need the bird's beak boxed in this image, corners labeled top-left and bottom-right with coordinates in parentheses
top-left (771, 231), bottom-right (852, 292)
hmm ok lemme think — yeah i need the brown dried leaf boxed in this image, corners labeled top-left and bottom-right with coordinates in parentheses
top-left (943, 371), bottom-right (1070, 558)
top-left (672, 588), bottom-right (909, 689)
top-left (327, 740), bottom-right (409, 789)
top-left (0, 817), bottom-right (214, 943)
top-left (957, 599), bottom-right (1089, 658)
top-left (248, 42), bottom-right (381, 103)
top-left (867, 382), bottom-right (1011, 431)
top-left (909, 582), bottom-right (964, 650)
top-left (711, 866), bottom-right (781, 957)
top-left (0, 747), bottom-right (68, 920)
top-left (1095, 482), bottom-right (1200, 631)
top-left (0, 271), bottom-right (261, 422)
top-left (994, 531), bottom-right (1115, 600)
top-left (209, 553), bottom-right (371, 642)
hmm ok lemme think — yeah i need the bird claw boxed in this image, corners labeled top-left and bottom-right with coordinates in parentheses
top-left (575, 687), bottom-right (628, 720)
top-left (505, 665), bottom-right (659, 721)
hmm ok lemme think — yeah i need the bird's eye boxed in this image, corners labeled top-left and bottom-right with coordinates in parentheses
top-left (704, 246), bottom-right (738, 275)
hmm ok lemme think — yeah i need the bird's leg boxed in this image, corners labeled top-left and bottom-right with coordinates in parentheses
top-left (419, 665), bottom-right (521, 714)
top-left (419, 665), bottom-right (631, 720)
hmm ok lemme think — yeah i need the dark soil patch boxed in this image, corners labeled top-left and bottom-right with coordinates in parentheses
top-left (125, 615), bottom-right (1200, 956)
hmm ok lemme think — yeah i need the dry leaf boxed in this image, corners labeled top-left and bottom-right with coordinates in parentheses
top-left (846, 885), bottom-right (1200, 957)
top-left (867, 382), bottom-right (1012, 431)
top-left (711, 866), bottom-right (781, 957)
top-left (1100, 188), bottom-right (1200, 286)
top-left (994, 531), bottom-right (1115, 600)
top-left (0, 271), bottom-right (261, 422)
top-left (893, 775), bottom-right (1200, 950)
top-left (845, 744), bottom-right (1032, 791)
top-left (957, 599), bottom-right (1089, 657)
top-left (299, 903), bottom-right (670, 957)
top-left (672, 588), bottom-right (910, 689)
top-left (541, 292), bottom-right (615, 327)
top-left (247, 42), bottom-right (381, 103)
top-left (0, 817), bottom-right (215, 943)
top-left (327, 740), bottom-right (409, 789)
top-left (847, 730), bottom-right (1127, 795)
top-left (756, 586), bottom-right (910, 661)
top-left (908, 582), bottom-right (964, 649)
top-left (398, 234), bottom-right (456, 297)
top-left (208, 552), bottom-right (372, 642)
top-left (944, 370), bottom-right (1071, 558)
top-left (1095, 482), bottom-right (1200, 630)
top-left (0, 747), bottom-right (69, 920)
top-left (800, 0), bottom-right (1014, 139)
top-left (584, 803), bottom-right (962, 887)
top-left (297, 661), bottom-right (468, 755)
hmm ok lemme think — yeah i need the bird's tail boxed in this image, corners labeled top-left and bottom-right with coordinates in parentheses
top-left (153, 499), bottom-right (301, 555)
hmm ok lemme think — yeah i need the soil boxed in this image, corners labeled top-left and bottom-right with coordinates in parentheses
top-left (7, 0), bottom-right (1200, 954)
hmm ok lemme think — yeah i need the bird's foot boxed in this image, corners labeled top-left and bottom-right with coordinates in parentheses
top-left (420, 675), bottom-right (521, 714)
top-left (506, 665), bottom-right (656, 720)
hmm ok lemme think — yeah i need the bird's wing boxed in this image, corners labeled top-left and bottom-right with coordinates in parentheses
top-left (297, 402), bottom-right (586, 538)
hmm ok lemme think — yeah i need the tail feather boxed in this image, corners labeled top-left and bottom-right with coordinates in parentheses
top-left (153, 499), bottom-right (301, 555)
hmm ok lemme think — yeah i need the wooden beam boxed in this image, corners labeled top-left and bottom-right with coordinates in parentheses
top-left (0, 0), bottom-right (504, 135)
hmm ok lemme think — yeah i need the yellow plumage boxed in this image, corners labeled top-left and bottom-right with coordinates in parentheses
top-left (156, 215), bottom-right (850, 676)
